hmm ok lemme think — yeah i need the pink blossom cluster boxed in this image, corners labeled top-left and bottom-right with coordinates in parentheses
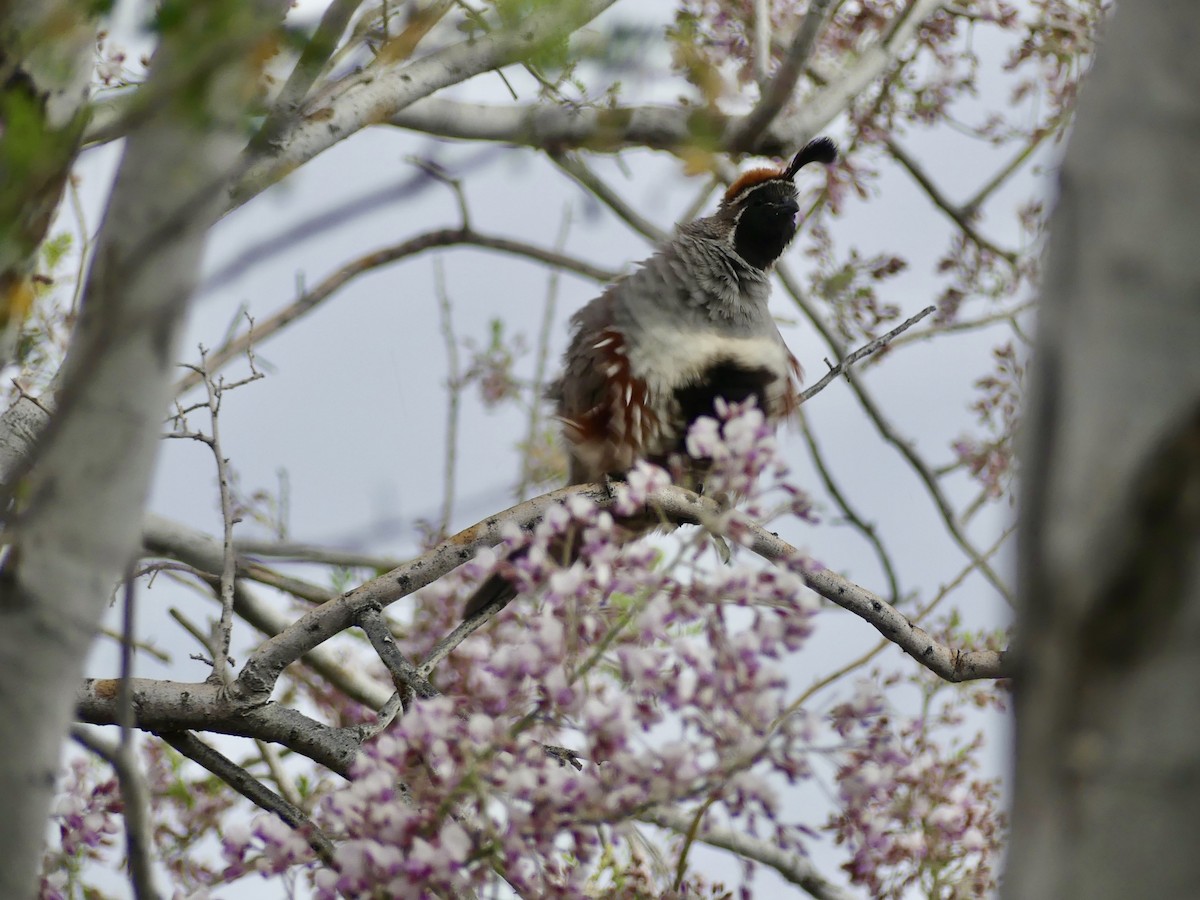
top-left (40, 757), bottom-right (122, 899)
top-left (827, 680), bottom-right (1005, 898)
top-left (225, 405), bottom-right (835, 895)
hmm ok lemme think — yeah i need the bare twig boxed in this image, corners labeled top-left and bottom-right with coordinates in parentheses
top-left (871, 299), bottom-right (1036, 357)
top-left (157, 730), bottom-right (335, 865)
top-left (798, 304), bottom-right (936, 404)
top-left (798, 406), bottom-right (902, 604)
top-left (549, 152), bottom-right (667, 243)
top-left (963, 124), bottom-right (1057, 214)
top-left (777, 263), bottom-right (1014, 604)
top-left (179, 347), bottom-right (262, 683)
top-left (433, 260), bottom-right (463, 538)
top-left (886, 139), bottom-right (1018, 265)
top-left (517, 205), bottom-right (572, 500)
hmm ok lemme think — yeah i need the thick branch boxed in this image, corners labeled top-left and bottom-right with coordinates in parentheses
top-left (238, 483), bottom-right (1008, 695)
top-left (231, 0), bottom-right (619, 209)
top-left (77, 679), bottom-right (359, 777)
top-left (383, 0), bottom-right (948, 159)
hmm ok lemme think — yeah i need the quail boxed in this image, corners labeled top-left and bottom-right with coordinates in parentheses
top-left (463, 137), bottom-right (837, 619)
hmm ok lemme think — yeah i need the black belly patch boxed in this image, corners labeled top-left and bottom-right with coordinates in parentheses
top-left (673, 361), bottom-right (775, 450)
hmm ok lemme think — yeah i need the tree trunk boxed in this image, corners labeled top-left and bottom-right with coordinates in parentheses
top-left (1008, 2), bottom-right (1200, 898)
top-left (0, 3), bottom-right (287, 896)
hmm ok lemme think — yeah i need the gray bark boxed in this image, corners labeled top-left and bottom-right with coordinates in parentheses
top-left (0, 3), bottom-right (288, 896)
top-left (1007, 3), bottom-right (1200, 898)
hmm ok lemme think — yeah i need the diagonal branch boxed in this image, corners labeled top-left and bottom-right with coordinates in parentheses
top-left (728, 0), bottom-right (834, 152)
top-left (641, 805), bottom-right (862, 900)
top-left (886, 139), bottom-right (1017, 265)
top-left (175, 227), bottom-right (616, 395)
top-left (230, 0), bottom-right (619, 210)
top-left (157, 730), bottom-right (336, 865)
top-left (799, 304), bottom-right (936, 404)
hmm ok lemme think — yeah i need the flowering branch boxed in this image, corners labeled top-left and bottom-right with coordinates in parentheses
top-left (233, 480), bottom-right (1007, 695)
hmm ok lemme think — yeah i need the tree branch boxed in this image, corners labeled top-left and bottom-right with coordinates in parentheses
top-left (798, 304), bottom-right (936, 404)
top-left (641, 806), bottom-right (862, 900)
top-left (238, 482), bottom-right (1009, 694)
top-left (175, 227), bottom-right (616, 395)
top-left (728, 0), bottom-right (834, 152)
top-left (78, 679), bottom-right (360, 777)
top-left (230, 0), bottom-right (620, 209)
top-left (886, 139), bottom-right (1018, 265)
top-left (157, 730), bottom-right (335, 865)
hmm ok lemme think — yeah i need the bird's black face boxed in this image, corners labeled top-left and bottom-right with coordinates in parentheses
top-left (732, 181), bottom-right (801, 270)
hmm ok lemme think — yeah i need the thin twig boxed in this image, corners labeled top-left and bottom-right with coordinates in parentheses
top-left (963, 120), bottom-right (1058, 214)
top-left (434, 259), bottom-right (461, 538)
top-left (871, 299), bottom-right (1036, 357)
top-left (517, 205), bottom-right (572, 500)
top-left (798, 407), bottom-right (902, 604)
top-left (778, 262), bottom-right (1014, 604)
top-left (798, 305), bottom-right (936, 404)
top-left (549, 152), bottom-right (667, 243)
top-left (886, 139), bottom-right (1018, 265)
top-left (185, 347), bottom-right (258, 683)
